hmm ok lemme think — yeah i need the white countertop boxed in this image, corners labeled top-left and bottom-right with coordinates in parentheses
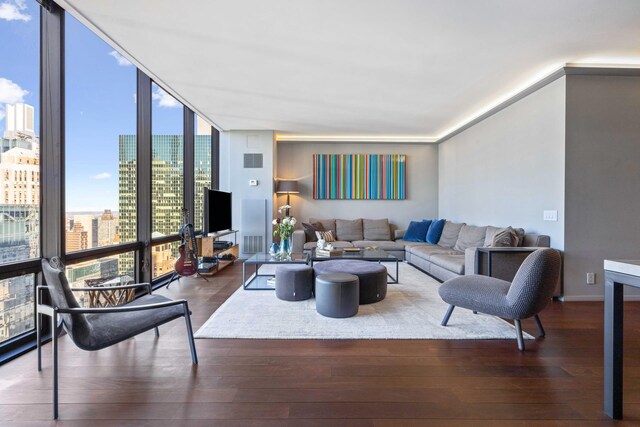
top-left (604, 260), bottom-right (640, 277)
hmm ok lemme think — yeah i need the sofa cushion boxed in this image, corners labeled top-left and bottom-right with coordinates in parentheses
top-left (438, 221), bottom-right (465, 248)
top-left (363, 219), bottom-right (391, 241)
top-left (429, 253), bottom-right (466, 275)
top-left (454, 225), bottom-right (488, 252)
top-left (301, 222), bottom-right (323, 242)
top-left (426, 219), bottom-right (446, 244)
top-left (404, 220), bottom-right (430, 242)
top-left (352, 240), bottom-right (406, 252)
top-left (304, 240), bottom-right (354, 250)
top-left (409, 244), bottom-right (461, 261)
top-left (309, 218), bottom-right (336, 235)
top-left (514, 228), bottom-right (525, 246)
top-left (395, 239), bottom-right (427, 249)
top-left (335, 219), bottom-right (363, 241)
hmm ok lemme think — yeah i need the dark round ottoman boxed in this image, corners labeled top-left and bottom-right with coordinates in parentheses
top-left (313, 260), bottom-right (387, 304)
top-left (315, 273), bottom-right (359, 318)
top-left (275, 264), bottom-right (313, 301)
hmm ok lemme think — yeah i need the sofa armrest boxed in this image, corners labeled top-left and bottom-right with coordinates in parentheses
top-left (394, 229), bottom-right (406, 240)
top-left (466, 247), bottom-right (541, 280)
top-left (464, 247), bottom-right (479, 276)
top-left (522, 233), bottom-right (550, 247)
top-left (292, 230), bottom-right (306, 253)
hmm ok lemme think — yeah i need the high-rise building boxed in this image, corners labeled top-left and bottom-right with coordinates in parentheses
top-left (98, 209), bottom-right (118, 246)
top-left (66, 222), bottom-right (89, 252)
top-left (72, 214), bottom-right (99, 249)
top-left (0, 103), bottom-right (39, 343)
top-left (194, 118), bottom-right (212, 231)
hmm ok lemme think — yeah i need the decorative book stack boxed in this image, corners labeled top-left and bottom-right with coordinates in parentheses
top-left (316, 248), bottom-right (342, 257)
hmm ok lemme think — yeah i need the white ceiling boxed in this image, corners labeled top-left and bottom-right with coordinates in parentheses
top-left (60, 0), bottom-right (640, 141)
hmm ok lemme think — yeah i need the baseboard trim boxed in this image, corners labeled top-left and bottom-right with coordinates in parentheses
top-left (560, 295), bottom-right (640, 302)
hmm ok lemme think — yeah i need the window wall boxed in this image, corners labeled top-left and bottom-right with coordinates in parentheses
top-left (194, 115), bottom-right (212, 231)
top-left (64, 14), bottom-right (137, 281)
top-left (151, 82), bottom-right (184, 277)
top-left (0, 1), bottom-right (40, 344)
top-left (0, 3), bottom-right (216, 362)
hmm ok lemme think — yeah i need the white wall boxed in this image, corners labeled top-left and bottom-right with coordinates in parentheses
top-left (438, 77), bottom-right (566, 250)
top-left (220, 130), bottom-right (276, 257)
top-left (277, 142), bottom-right (439, 231)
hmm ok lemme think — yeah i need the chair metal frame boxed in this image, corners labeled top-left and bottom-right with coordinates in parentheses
top-left (36, 282), bottom-right (198, 419)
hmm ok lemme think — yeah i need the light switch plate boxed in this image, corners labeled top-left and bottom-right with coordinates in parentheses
top-left (543, 210), bottom-right (558, 221)
top-left (249, 179), bottom-right (258, 186)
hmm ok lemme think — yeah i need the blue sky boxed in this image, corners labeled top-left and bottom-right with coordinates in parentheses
top-left (1, 0), bottom-right (184, 212)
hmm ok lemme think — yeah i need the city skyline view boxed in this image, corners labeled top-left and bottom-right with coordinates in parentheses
top-left (1, 2), bottom-right (197, 213)
top-left (0, 1), bottom-right (212, 342)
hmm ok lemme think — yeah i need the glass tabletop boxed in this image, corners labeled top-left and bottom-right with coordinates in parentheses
top-left (311, 248), bottom-right (397, 261)
top-left (245, 252), bottom-right (309, 264)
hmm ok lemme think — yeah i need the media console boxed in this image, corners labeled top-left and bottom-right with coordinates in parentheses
top-left (197, 229), bottom-right (239, 276)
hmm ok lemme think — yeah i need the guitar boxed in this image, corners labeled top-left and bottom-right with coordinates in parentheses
top-left (175, 208), bottom-right (198, 276)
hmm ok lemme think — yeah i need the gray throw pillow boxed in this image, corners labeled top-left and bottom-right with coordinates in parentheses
top-left (453, 225), bottom-right (488, 251)
top-left (487, 227), bottom-right (518, 247)
top-left (309, 218), bottom-right (336, 235)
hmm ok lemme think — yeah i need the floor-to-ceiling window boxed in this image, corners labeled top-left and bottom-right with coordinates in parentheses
top-left (0, 0), bottom-right (40, 344)
top-left (64, 14), bottom-right (137, 287)
top-left (151, 82), bottom-right (184, 278)
top-left (194, 114), bottom-right (212, 231)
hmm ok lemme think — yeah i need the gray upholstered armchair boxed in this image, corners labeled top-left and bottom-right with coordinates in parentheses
top-left (37, 257), bottom-right (198, 419)
top-left (438, 248), bottom-right (561, 351)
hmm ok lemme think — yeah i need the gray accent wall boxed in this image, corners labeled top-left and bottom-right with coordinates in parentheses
top-left (438, 77), bottom-right (566, 250)
top-left (564, 75), bottom-right (640, 300)
top-left (276, 142), bottom-right (438, 231)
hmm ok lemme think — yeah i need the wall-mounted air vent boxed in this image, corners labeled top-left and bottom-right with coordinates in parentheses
top-left (243, 153), bottom-right (263, 168)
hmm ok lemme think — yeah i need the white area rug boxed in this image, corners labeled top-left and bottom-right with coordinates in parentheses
top-left (195, 263), bottom-right (533, 340)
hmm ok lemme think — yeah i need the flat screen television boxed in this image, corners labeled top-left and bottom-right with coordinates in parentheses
top-left (203, 188), bottom-right (232, 234)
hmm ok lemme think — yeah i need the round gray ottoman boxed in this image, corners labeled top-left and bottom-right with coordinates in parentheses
top-left (275, 264), bottom-right (313, 301)
top-left (313, 260), bottom-right (387, 304)
top-left (315, 273), bottom-right (359, 318)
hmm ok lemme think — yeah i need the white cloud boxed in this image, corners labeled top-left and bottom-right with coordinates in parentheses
top-left (152, 86), bottom-right (181, 108)
top-left (91, 172), bottom-right (112, 180)
top-left (0, 77), bottom-right (28, 123)
top-left (0, 77), bottom-right (28, 105)
top-left (108, 50), bottom-right (132, 67)
top-left (0, 1), bottom-right (31, 22)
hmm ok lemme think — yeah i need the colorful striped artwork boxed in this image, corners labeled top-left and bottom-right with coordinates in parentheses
top-left (313, 154), bottom-right (406, 200)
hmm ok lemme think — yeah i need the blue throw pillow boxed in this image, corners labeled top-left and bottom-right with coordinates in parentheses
top-left (426, 219), bottom-right (446, 244)
top-left (404, 220), bottom-right (431, 242)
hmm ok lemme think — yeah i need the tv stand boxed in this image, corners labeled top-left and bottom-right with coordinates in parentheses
top-left (197, 230), bottom-right (239, 276)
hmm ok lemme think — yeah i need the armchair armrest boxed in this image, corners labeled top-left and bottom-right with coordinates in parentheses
top-left (55, 299), bottom-right (188, 314)
top-left (292, 229), bottom-right (306, 253)
top-left (69, 282), bottom-right (153, 295)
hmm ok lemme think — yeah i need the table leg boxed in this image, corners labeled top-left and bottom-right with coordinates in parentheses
top-left (604, 277), bottom-right (624, 419)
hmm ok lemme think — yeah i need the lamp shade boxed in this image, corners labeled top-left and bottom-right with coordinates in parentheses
top-left (276, 180), bottom-right (299, 194)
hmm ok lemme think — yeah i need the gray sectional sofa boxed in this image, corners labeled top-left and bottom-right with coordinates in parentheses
top-left (292, 218), bottom-right (551, 283)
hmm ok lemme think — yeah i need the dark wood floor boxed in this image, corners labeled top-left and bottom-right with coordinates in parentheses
top-left (1, 262), bottom-right (640, 426)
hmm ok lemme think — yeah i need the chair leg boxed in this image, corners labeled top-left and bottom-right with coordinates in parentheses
top-left (154, 327), bottom-right (160, 337)
top-left (441, 305), bottom-right (455, 326)
top-left (37, 311), bottom-right (42, 372)
top-left (514, 319), bottom-right (525, 352)
top-left (52, 312), bottom-right (59, 420)
top-left (183, 303), bottom-right (198, 364)
top-left (534, 314), bottom-right (546, 337)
